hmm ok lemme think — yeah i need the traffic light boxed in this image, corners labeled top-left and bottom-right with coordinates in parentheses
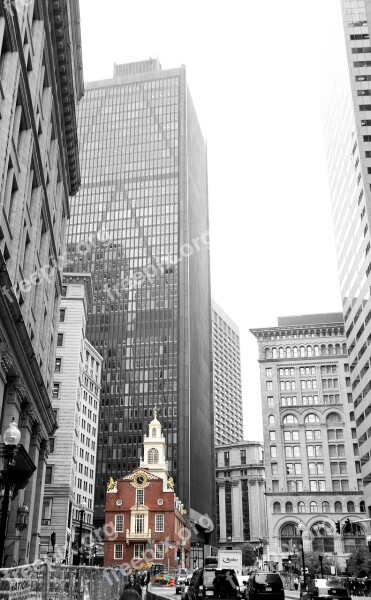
top-left (336, 520), bottom-right (341, 534)
top-left (176, 547), bottom-right (181, 561)
top-left (344, 518), bottom-right (352, 533)
top-left (318, 555), bottom-right (323, 563)
top-left (288, 554), bottom-right (291, 561)
top-left (50, 532), bottom-right (56, 551)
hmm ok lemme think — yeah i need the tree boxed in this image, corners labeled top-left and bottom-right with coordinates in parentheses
top-left (242, 543), bottom-right (256, 566)
top-left (347, 547), bottom-right (371, 577)
top-left (295, 551), bottom-right (332, 577)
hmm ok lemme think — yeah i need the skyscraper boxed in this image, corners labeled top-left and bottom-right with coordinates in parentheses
top-left (65, 59), bottom-right (215, 533)
top-left (321, 1), bottom-right (371, 517)
top-left (211, 300), bottom-right (243, 444)
top-left (251, 314), bottom-right (366, 571)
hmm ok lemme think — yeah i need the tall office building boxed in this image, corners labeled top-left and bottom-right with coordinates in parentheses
top-left (321, 0), bottom-right (371, 518)
top-left (65, 59), bottom-right (215, 535)
top-left (211, 300), bottom-right (243, 445)
top-left (0, 0), bottom-right (82, 565)
top-left (39, 274), bottom-right (102, 564)
top-left (251, 314), bottom-right (366, 571)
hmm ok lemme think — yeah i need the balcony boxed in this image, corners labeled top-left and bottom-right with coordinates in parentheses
top-left (125, 528), bottom-right (152, 544)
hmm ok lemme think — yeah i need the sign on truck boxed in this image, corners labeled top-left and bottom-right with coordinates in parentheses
top-left (218, 550), bottom-right (242, 574)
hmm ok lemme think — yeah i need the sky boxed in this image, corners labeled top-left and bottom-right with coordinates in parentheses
top-left (78, 0), bottom-right (344, 441)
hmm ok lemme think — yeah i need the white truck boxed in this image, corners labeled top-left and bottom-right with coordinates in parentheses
top-left (218, 549), bottom-right (243, 575)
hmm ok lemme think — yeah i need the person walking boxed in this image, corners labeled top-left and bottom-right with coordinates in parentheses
top-left (119, 574), bottom-right (143, 600)
top-left (293, 577), bottom-right (299, 591)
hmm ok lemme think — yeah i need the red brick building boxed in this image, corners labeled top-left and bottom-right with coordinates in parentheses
top-left (104, 412), bottom-right (190, 570)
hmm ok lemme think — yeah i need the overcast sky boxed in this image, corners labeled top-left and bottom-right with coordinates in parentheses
top-left (78, 0), bottom-right (343, 441)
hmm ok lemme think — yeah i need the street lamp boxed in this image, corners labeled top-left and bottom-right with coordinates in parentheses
top-left (15, 504), bottom-right (29, 532)
top-left (77, 501), bottom-right (87, 565)
top-left (0, 419), bottom-right (21, 567)
top-left (297, 523), bottom-right (307, 589)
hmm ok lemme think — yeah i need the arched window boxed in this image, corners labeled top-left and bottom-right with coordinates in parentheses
top-left (152, 428), bottom-right (157, 437)
top-left (343, 523), bottom-right (366, 553)
top-left (279, 347), bottom-right (285, 358)
top-left (360, 501), bottom-right (366, 513)
top-left (272, 348), bottom-right (277, 359)
top-left (311, 522), bottom-right (334, 552)
top-left (273, 502), bottom-right (281, 513)
top-left (268, 415), bottom-right (275, 425)
top-left (305, 413), bottom-right (319, 423)
top-left (322, 502), bottom-right (330, 513)
top-left (283, 415), bottom-right (298, 424)
top-left (310, 501), bottom-right (318, 513)
top-left (314, 345), bottom-right (319, 357)
top-left (347, 501), bottom-right (355, 513)
top-left (286, 347), bottom-right (292, 358)
top-left (321, 344), bottom-right (326, 356)
top-left (307, 346), bottom-right (313, 357)
top-left (300, 346), bottom-right (305, 357)
top-left (326, 412), bottom-right (341, 423)
top-left (328, 344), bottom-right (334, 355)
top-left (280, 523), bottom-right (301, 553)
top-left (285, 502), bottom-right (293, 513)
top-left (335, 344), bottom-right (341, 355)
top-left (342, 343), bottom-right (347, 354)
top-left (298, 502), bottom-right (305, 513)
top-left (265, 348), bottom-right (271, 359)
top-left (293, 347), bottom-right (298, 358)
top-left (148, 448), bottom-right (159, 464)
top-left (335, 501), bottom-right (342, 513)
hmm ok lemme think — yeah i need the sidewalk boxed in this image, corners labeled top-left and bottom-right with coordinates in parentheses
top-left (284, 592), bottom-right (371, 600)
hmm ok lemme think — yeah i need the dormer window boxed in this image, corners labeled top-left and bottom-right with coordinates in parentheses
top-left (152, 428), bottom-right (156, 437)
top-left (148, 448), bottom-right (159, 464)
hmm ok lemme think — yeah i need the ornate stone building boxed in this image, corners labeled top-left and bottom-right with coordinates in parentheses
top-left (251, 314), bottom-right (367, 571)
top-left (215, 441), bottom-right (267, 553)
top-left (0, 0), bottom-right (83, 566)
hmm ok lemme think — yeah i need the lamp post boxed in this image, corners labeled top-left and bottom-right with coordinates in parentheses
top-left (0, 419), bottom-right (21, 567)
top-left (77, 501), bottom-right (87, 565)
top-left (297, 523), bottom-right (307, 590)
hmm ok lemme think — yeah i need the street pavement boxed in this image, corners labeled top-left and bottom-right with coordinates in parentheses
top-left (151, 588), bottom-right (371, 600)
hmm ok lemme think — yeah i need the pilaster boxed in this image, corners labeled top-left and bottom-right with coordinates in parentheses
top-left (218, 482), bottom-right (226, 540)
top-left (28, 441), bottom-right (47, 562)
top-left (231, 480), bottom-right (243, 542)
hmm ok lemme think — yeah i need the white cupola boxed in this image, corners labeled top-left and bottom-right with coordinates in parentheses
top-left (140, 406), bottom-right (170, 491)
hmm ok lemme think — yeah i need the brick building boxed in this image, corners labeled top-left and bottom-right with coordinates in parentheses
top-left (104, 411), bottom-right (190, 570)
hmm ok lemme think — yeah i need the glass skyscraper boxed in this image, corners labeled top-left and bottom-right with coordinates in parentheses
top-left (66, 59), bottom-right (215, 529)
top-left (321, 1), bottom-right (371, 516)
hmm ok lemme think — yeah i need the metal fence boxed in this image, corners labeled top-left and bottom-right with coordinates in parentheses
top-left (0, 562), bottom-right (123, 600)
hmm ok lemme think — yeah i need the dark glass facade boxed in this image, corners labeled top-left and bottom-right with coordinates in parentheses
top-left (66, 61), bottom-right (215, 526)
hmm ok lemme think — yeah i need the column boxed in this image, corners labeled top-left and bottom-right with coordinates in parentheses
top-left (18, 427), bottom-right (42, 564)
top-left (29, 441), bottom-right (48, 562)
top-left (218, 483), bottom-right (226, 541)
top-left (249, 479), bottom-right (260, 539)
top-left (231, 480), bottom-right (243, 542)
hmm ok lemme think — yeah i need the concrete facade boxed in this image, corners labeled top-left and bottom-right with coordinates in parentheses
top-left (321, 0), bottom-right (371, 523)
top-left (0, 0), bottom-right (83, 566)
top-left (39, 274), bottom-right (102, 564)
top-left (215, 441), bottom-right (267, 551)
top-left (251, 314), bottom-right (367, 571)
top-left (212, 301), bottom-right (243, 445)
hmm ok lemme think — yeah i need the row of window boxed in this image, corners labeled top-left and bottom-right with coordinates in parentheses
top-left (114, 543), bottom-right (164, 560)
top-left (280, 395), bottom-right (341, 406)
top-left (271, 479), bottom-right (356, 492)
top-left (113, 513), bottom-right (164, 533)
top-left (273, 500), bottom-right (364, 513)
top-left (273, 366), bottom-right (338, 377)
top-left (264, 344), bottom-right (347, 359)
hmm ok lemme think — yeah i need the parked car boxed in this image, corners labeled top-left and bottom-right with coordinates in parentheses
top-left (246, 572), bottom-right (284, 600)
top-left (185, 567), bottom-right (240, 600)
top-left (176, 575), bottom-right (188, 595)
top-left (300, 578), bottom-right (350, 600)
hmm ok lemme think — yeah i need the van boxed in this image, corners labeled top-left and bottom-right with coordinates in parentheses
top-left (185, 567), bottom-right (240, 600)
top-left (246, 572), bottom-right (284, 600)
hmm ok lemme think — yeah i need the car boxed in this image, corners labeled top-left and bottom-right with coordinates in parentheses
top-left (185, 567), bottom-right (240, 600)
top-left (245, 572), bottom-right (284, 600)
top-left (301, 578), bottom-right (350, 600)
top-left (176, 575), bottom-right (188, 595)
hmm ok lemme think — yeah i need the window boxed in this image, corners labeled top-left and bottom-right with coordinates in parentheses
top-left (306, 430), bottom-right (321, 440)
top-left (285, 502), bottom-right (293, 513)
top-left (115, 515), bottom-right (124, 532)
top-left (134, 544), bottom-right (144, 559)
top-left (155, 514), bottom-right (164, 532)
top-left (298, 502), bottom-right (305, 513)
top-left (266, 381), bottom-right (273, 390)
top-left (52, 383), bottom-right (60, 399)
top-left (41, 498), bottom-right (53, 526)
top-left (155, 544), bottom-right (164, 559)
top-left (269, 431), bottom-right (276, 441)
top-left (136, 489), bottom-right (144, 505)
top-left (307, 445), bottom-right (322, 457)
top-left (148, 448), bottom-right (159, 464)
top-left (335, 501), bottom-right (342, 513)
top-left (267, 397), bottom-right (274, 407)
top-left (326, 412), bottom-right (341, 423)
top-left (285, 446), bottom-right (300, 458)
top-left (311, 522), bottom-right (334, 553)
top-left (305, 413), bottom-right (319, 423)
top-left (45, 466), bottom-right (53, 484)
top-left (57, 333), bottom-right (64, 347)
top-left (266, 368), bottom-right (272, 377)
top-left (240, 449), bottom-right (246, 464)
top-left (135, 514), bottom-right (145, 533)
top-left (268, 415), bottom-right (275, 424)
top-left (310, 501), bottom-right (318, 512)
top-left (329, 444), bottom-right (345, 458)
top-left (59, 308), bottom-right (65, 322)
top-left (273, 502), bottom-right (281, 513)
top-left (61, 285), bottom-right (67, 297)
top-left (271, 463), bottom-right (278, 475)
top-left (322, 501), bottom-right (330, 513)
top-left (224, 451), bottom-right (229, 466)
top-left (270, 446), bottom-right (277, 458)
top-left (49, 438), bottom-right (55, 453)
top-left (283, 415), bottom-right (298, 424)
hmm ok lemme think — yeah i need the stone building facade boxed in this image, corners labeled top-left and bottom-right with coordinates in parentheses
top-left (251, 314), bottom-right (367, 571)
top-left (39, 274), bottom-right (102, 564)
top-left (104, 412), bottom-right (190, 571)
top-left (0, 0), bottom-right (83, 566)
top-left (216, 441), bottom-right (267, 552)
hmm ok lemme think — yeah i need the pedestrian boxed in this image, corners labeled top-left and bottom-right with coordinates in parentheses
top-left (294, 577), bottom-right (299, 591)
top-left (120, 574), bottom-right (143, 600)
